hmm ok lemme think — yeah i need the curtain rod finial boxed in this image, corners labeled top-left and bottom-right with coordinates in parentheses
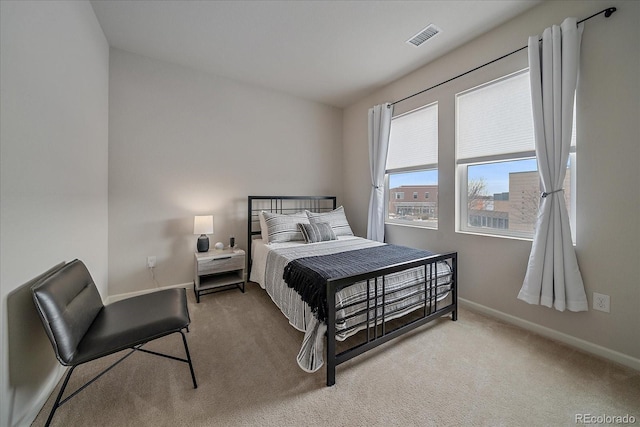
top-left (604, 7), bottom-right (616, 18)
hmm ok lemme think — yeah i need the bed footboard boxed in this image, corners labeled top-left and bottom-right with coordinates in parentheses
top-left (325, 252), bottom-right (457, 386)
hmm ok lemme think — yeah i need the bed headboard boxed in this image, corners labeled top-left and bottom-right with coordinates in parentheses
top-left (247, 196), bottom-right (337, 267)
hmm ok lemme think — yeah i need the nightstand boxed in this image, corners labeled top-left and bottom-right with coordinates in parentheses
top-left (194, 248), bottom-right (245, 303)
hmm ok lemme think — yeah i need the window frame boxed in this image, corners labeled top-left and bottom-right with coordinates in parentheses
top-left (384, 102), bottom-right (439, 230)
top-left (385, 168), bottom-right (439, 229)
top-left (455, 69), bottom-right (577, 241)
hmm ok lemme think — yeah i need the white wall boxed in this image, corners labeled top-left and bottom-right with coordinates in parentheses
top-left (108, 49), bottom-right (344, 296)
top-left (0, 1), bottom-right (109, 426)
top-left (343, 0), bottom-right (640, 367)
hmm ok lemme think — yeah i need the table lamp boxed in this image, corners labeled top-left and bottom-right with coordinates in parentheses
top-left (193, 215), bottom-right (214, 252)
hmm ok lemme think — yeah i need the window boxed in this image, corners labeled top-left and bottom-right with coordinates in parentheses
top-left (385, 103), bottom-right (438, 229)
top-left (456, 69), bottom-right (576, 240)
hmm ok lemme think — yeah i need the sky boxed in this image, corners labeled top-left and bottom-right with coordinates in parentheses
top-left (468, 159), bottom-right (538, 194)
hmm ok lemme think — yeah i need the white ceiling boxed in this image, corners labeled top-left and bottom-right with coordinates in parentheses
top-left (90, 0), bottom-right (541, 108)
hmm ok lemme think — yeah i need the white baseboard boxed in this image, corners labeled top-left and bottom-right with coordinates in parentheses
top-left (106, 282), bottom-right (194, 304)
top-left (458, 298), bottom-right (640, 372)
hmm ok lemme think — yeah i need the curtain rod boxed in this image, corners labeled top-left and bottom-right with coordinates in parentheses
top-left (389, 7), bottom-right (617, 108)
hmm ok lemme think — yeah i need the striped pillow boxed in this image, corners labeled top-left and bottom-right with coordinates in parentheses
top-left (261, 211), bottom-right (309, 243)
top-left (298, 222), bottom-right (337, 243)
top-left (305, 206), bottom-right (354, 237)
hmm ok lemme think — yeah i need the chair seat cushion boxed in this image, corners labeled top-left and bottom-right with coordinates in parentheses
top-left (73, 288), bottom-right (190, 365)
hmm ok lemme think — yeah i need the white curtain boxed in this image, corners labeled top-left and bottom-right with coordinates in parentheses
top-left (367, 103), bottom-right (393, 242)
top-left (518, 18), bottom-right (588, 311)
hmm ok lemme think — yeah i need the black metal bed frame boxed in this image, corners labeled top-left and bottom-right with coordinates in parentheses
top-left (247, 195), bottom-right (457, 386)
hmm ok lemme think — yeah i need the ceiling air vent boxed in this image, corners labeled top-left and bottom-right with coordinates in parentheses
top-left (406, 24), bottom-right (442, 47)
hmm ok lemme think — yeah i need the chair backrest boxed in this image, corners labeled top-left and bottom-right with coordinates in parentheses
top-left (31, 259), bottom-right (104, 365)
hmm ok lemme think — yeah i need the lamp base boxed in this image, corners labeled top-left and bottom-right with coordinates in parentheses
top-left (197, 235), bottom-right (209, 252)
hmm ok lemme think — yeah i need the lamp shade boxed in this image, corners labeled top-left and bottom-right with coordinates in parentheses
top-left (193, 215), bottom-right (214, 235)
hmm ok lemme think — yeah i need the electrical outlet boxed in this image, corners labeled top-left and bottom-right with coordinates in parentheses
top-left (593, 292), bottom-right (610, 313)
top-left (147, 256), bottom-right (156, 268)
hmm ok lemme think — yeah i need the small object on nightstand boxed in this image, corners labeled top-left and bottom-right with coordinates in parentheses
top-left (194, 248), bottom-right (245, 303)
top-left (214, 242), bottom-right (224, 250)
top-left (230, 236), bottom-right (235, 248)
top-left (194, 215), bottom-right (214, 253)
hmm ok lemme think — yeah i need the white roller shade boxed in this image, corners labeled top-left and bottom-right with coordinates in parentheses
top-left (456, 70), bottom-right (534, 162)
top-left (456, 69), bottom-right (576, 164)
top-left (386, 103), bottom-right (438, 171)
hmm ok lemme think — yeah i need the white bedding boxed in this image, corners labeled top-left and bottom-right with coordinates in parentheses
top-left (250, 236), bottom-right (452, 372)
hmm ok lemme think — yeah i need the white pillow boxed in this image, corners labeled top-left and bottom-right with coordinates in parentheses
top-left (259, 211), bottom-right (268, 241)
top-left (305, 206), bottom-right (354, 237)
top-left (261, 211), bottom-right (309, 243)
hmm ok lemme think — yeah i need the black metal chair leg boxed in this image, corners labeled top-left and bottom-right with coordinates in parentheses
top-left (180, 330), bottom-right (198, 388)
top-left (45, 366), bottom-right (75, 427)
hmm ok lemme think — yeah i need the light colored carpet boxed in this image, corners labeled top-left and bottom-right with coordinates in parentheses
top-left (33, 282), bottom-right (640, 426)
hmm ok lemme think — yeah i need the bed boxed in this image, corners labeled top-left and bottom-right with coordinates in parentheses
top-left (247, 196), bottom-right (457, 386)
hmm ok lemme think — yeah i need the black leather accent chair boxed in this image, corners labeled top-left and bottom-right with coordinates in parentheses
top-left (31, 259), bottom-right (197, 426)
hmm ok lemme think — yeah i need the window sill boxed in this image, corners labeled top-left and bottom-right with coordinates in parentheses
top-left (457, 228), bottom-right (577, 246)
top-left (385, 220), bottom-right (437, 230)
top-left (456, 228), bottom-right (533, 242)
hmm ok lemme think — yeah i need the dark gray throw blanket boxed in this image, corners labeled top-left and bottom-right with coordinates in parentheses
top-left (283, 244), bottom-right (435, 323)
